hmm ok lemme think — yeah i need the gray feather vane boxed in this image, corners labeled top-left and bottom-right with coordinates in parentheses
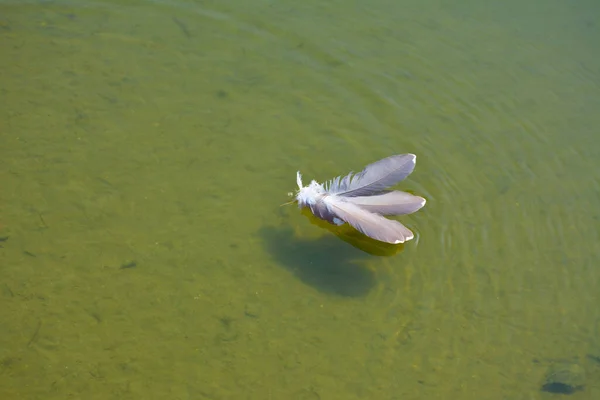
top-left (294, 154), bottom-right (426, 244)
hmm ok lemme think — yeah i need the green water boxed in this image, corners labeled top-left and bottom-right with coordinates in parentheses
top-left (1, 0), bottom-right (599, 398)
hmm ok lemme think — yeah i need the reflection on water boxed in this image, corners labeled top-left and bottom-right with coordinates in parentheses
top-left (1, 0), bottom-right (600, 398)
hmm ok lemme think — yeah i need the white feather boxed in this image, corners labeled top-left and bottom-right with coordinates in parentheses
top-left (323, 196), bottom-right (414, 244)
top-left (295, 171), bottom-right (326, 207)
top-left (294, 154), bottom-right (425, 244)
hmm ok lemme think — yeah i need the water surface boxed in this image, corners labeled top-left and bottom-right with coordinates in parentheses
top-left (1, 0), bottom-right (599, 399)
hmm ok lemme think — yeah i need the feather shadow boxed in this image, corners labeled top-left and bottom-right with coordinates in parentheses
top-left (259, 225), bottom-right (378, 297)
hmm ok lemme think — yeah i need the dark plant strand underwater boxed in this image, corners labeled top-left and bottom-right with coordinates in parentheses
top-left (294, 154), bottom-right (426, 244)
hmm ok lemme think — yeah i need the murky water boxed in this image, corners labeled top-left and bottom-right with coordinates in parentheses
top-left (1, 0), bottom-right (599, 399)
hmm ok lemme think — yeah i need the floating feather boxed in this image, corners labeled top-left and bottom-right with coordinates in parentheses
top-left (294, 154), bottom-right (426, 244)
